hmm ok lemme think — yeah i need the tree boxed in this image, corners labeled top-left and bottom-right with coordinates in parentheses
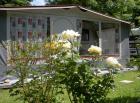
top-left (46, 0), bottom-right (140, 26)
top-left (0, 0), bottom-right (33, 6)
top-left (47, 0), bottom-right (97, 7)
top-left (132, 0), bottom-right (140, 27)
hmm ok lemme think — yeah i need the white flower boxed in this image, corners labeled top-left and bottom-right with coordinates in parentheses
top-left (65, 52), bottom-right (72, 58)
top-left (74, 32), bottom-right (80, 37)
top-left (88, 45), bottom-right (102, 55)
top-left (61, 30), bottom-right (80, 40)
top-left (51, 55), bottom-right (58, 59)
top-left (58, 40), bottom-right (71, 49)
top-left (106, 57), bottom-right (122, 68)
top-left (62, 41), bottom-right (71, 49)
top-left (58, 40), bottom-right (65, 43)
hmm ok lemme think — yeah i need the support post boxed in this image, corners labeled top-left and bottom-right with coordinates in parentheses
top-left (99, 21), bottom-right (102, 48)
top-left (119, 23), bottom-right (122, 59)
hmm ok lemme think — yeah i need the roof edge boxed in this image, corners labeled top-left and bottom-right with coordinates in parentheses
top-left (0, 4), bottom-right (78, 8)
top-left (0, 5), bottom-right (131, 24)
top-left (78, 6), bottom-right (130, 24)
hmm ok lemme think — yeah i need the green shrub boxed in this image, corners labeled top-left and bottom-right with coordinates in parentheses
top-left (7, 30), bottom-right (121, 103)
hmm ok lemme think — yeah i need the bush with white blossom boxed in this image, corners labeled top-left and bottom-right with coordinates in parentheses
top-left (88, 45), bottom-right (102, 55)
top-left (62, 29), bottom-right (80, 40)
top-left (8, 29), bottom-right (121, 103)
top-left (106, 57), bottom-right (122, 68)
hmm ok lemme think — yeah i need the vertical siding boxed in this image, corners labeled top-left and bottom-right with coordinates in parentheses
top-left (120, 23), bottom-right (130, 60)
top-left (0, 11), bottom-right (7, 41)
top-left (51, 16), bottom-right (76, 34)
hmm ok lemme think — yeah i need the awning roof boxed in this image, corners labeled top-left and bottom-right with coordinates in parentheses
top-left (0, 5), bottom-right (130, 24)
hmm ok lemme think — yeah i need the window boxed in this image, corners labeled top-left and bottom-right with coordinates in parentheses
top-left (10, 16), bottom-right (51, 41)
top-left (10, 17), bottom-right (16, 27)
top-left (38, 32), bottom-right (41, 38)
top-left (42, 23), bottom-right (45, 29)
top-left (18, 18), bottom-right (22, 24)
top-left (22, 19), bottom-right (26, 28)
top-left (32, 22), bottom-right (36, 28)
top-left (38, 19), bottom-right (41, 25)
top-left (18, 31), bottom-right (22, 39)
top-left (28, 18), bottom-right (32, 25)
top-left (10, 32), bottom-right (15, 40)
top-left (28, 32), bottom-right (32, 39)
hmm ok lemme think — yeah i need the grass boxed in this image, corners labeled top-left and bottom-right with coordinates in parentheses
top-left (0, 89), bottom-right (22, 103)
top-left (106, 70), bottom-right (140, 103)
top-left (0, 71), bottom-right (140, 103)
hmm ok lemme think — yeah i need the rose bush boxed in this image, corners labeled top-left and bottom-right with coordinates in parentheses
top-left (106, 57), bottom-right (122, 68)
top-left (62, 30), bottom-right (80, 40)
top-left (7, 30), bottom-right (121, 103)
top-left (88, 45), bottom-right (102, 55)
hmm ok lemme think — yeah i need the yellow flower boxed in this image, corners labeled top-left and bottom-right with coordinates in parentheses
top-left (106, 57), bottom-right (122, 68)
top-left (45, 42), bottom-right (58, 50)
top-left (62, 30), bottom-right (80, 40)
top-left (88, 45), bottom-right (102, 55)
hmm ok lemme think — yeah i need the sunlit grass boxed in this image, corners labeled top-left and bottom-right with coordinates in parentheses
top-left (106, 71), bottom-right (140, 103)
top-left (0, 89), bottom-right (22, 103)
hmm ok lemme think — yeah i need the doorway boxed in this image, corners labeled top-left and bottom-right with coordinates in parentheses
top-left (80, 20), bottom-right (99, 55)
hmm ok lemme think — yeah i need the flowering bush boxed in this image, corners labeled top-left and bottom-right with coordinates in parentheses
top-left (88, 45), bottom-right (102, 55)
top-left (62, 30), bottom-right (80, 40)
top-left (7, 30), bottom-right (121, 103)
top-left (106, 57), bottom-right (122, 68)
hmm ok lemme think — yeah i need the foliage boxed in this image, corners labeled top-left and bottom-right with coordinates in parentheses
top-left (8, 39), bottom-right (64, 103)
top-left (7, 30), bottom-right (120, 103)
top-left (0, 0), bottom-right (32, 6)
top-left (128, 35), bottom-right (140, 70)
top-left (56, 57), bottom-right (114, 103)
top-left (47, 0), bottom-right (97, 7)
top-left (46, 0), bottom-right (140, 26)
top-left (128, 57), bottom-right (140, 70)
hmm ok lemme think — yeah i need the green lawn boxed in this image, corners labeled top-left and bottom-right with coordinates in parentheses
top-left (0, 71), bottom-right (140, 103)
top-left (106, 70), bottom-right (140, 103)
top-left (0, 89), bottom-right (22, 103)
